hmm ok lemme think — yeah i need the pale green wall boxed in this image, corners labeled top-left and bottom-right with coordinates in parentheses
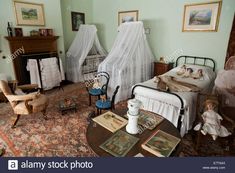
top-left (1, 0), bottom-right (234, 80)
top-left (0, 0), bottom-right (65, 80)
top-left (91, 0), bottom-right (235, 70)
top-left (61, 0), bottom-right (92, 51)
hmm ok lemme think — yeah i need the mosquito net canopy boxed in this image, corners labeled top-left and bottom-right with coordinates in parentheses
top-left (98, 21), bottom-right (154, 103)
top-left (66, 25), bottom-right (107, 82)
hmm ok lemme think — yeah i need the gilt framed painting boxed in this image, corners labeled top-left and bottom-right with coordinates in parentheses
top-left (13, 1), bottom-right (45, 26)
top-left (182, 1), bottom-right (222, 32)
top-left (118, 10), bottom-right (139, 26)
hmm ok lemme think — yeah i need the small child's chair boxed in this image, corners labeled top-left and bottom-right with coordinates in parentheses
top-left (86, 71), bottom-right (110, 106)
top-left (95, 86), bottom-right (120, 115)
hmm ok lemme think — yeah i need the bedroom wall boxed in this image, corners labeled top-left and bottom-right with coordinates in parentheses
top-left (0, 0), bottom-right (65, 80)
top-left (1, 0), bottom-right (234, 80)
top-left (91, 0), bottom-right (235, 70)
top-left (61, 0), bottom-right (93, 51)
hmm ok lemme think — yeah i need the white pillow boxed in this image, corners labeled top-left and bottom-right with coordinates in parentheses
top-left (185, 64), bottom-right (215, 80)
top-left (175, 64), bottom-right (215, 80)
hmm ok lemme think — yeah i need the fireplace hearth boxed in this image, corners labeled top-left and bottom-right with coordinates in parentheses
top-left (5, 36), bottom-right (59, 85)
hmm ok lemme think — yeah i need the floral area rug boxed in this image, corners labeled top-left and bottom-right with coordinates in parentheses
top-left (0, 83), bottom-right (234, 157)
top-left (0, 83), bottom-right (96, 157)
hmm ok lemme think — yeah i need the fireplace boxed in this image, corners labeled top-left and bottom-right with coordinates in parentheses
top-left (20, 52), bottom-right (59, 85)
top-left (5, 36), bottom-right (59, 85)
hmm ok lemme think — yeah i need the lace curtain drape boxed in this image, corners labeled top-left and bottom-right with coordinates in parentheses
top-left (66, 25), bottom-right (107, 82)
top-left (98, 21), bottom-right (155, 103)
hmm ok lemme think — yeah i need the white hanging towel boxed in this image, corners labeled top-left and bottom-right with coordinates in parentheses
top-left (59, 58), bottom-right (65, 80)
top-left (26, 59), bottom-right (42, 88)
top-left (40, 58), bottom-right (62, 90)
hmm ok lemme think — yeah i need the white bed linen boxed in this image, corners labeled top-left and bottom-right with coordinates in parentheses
top-left (133, 66), bottom-right (215, 136)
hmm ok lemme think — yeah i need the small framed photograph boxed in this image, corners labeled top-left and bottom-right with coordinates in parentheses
top-left (39, 28), bottom-right (47, 36)
top-left (118, 10), bottom-right (139, 26)
top-left (14, 28), bottom-right (23, 37)
top-left (182, 1), bottom-right (222, 32)
top-left (30, 30), bottom-right (39, 36)
top-left (47, 29), bottom-right (53, 36)
top-left (13, 1), bottom-right (45, 26)
top-left (71, 12), bottom-right (85, 31)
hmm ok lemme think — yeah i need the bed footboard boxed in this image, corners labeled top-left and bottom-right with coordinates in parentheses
top-left (131, 84), bottom-right (184, 132)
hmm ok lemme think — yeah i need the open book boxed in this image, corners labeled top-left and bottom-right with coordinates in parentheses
top-left (124, 110), bottom-right (164, 130)
top-left (142, 130), bottom-right (181, 157)
top-left (92, 111), bottom-right (127, 133)
top-left (100, 130), bottom-right (139, 157)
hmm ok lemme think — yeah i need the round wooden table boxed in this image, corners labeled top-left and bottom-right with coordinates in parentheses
top-left (86, 110), bottom-right (182, 157)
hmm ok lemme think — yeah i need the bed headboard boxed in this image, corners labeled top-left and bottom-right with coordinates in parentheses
top-left (175, 55), bottom-right (216, 71)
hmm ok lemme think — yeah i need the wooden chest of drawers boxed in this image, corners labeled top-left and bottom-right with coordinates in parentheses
top-left (154, 62), bottom-right (174, 76)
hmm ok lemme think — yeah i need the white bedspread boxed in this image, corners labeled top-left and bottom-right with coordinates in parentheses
top-left (133, 66), bottom-right (215, 136)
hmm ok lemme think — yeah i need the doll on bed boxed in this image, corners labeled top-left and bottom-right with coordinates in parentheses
top-left (176, 65), bottom-right (187, 76)
top-left (196, 98), bottom-right (231, 140)
top-left (182, 68), bottom-right (193, 78)
top-left (192, 69), bottom-right (203, 79)
top-left (154, 76), bottom-right (168, 91)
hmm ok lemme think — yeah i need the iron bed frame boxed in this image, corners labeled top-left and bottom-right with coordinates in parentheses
top-left (131, 55), bottom-right (216, 132)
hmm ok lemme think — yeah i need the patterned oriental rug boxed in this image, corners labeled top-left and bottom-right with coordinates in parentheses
top-left (0, 83), bottom-right (234, 157)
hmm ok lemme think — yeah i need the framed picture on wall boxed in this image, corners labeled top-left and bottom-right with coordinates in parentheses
top-left (71, 12), bottom-right (85, 31)
top-left (118, 10), bottom-right (139, 26)
top-left (14, 28), bottom-right (23, 37)
top-left (182, 1), bottom-right (222, 32)
top-left (13, 1), bottom-right (45, 26)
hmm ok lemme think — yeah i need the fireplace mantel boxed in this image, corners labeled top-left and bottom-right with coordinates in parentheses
top-left (5, 36), bottom-right (59, 54)
top-left (5, 36), bottom-right (59, 84)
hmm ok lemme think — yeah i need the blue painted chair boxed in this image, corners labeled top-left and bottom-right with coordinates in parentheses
top-left (87, 72), bottom-right (110, 106)
top-left (95, 85), bottom-right (120, 115)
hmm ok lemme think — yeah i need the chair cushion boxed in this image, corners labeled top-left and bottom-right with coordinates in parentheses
top-left (89, 88), bottom-right (106, 96)
top-left (29, 94), bottom-right (49, 113)
top-left (13, 94), bottom-right (49, 115)
top-left (13, 101), bottom-right (31, 114)
top-left (96, 99), bottom-right (111, 109)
